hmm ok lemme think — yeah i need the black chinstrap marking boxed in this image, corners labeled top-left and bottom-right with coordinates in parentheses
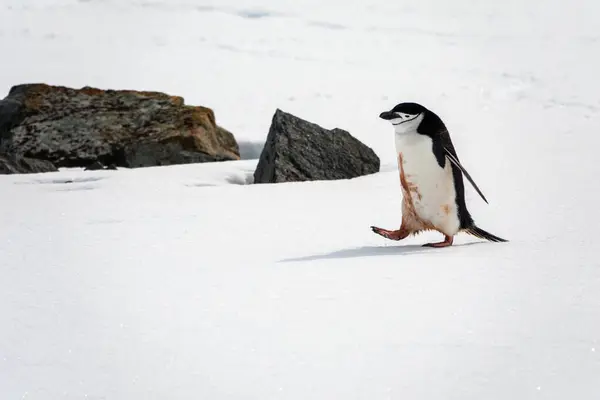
top-left (391, 115), bottom-right (420, 126)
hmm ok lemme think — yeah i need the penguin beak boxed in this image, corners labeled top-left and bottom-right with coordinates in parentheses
top-left (379, 111), bottom-right (395, 120)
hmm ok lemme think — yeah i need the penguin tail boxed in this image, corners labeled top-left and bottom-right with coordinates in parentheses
top-left (464, 225), bottom-right (508, 243)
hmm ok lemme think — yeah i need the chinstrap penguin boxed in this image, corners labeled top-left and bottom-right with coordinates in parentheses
top-left (371, 102), bottom-right (507, 248)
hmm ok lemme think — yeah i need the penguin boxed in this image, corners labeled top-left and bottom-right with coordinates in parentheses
top-left (370, 102), bottom-right (507, 248)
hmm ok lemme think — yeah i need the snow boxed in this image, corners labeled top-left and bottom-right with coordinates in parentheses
top-left (1, 0), bottom-right (600, 399)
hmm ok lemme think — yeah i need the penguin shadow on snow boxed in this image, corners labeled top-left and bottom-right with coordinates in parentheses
top-left (280, 241), bottom-right (484, 263)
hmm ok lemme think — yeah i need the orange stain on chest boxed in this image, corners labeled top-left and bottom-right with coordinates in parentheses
top-left (397, 153), bottom-right (422, 201)
top-left (397, 152), bottom-right (436, 232)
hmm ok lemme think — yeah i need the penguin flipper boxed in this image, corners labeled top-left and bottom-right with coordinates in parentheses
top-left (443, 147), bottom-right (489, 204)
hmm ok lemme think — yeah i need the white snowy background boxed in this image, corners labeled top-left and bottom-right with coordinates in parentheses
top-left (1, 0), bottom-right (600, 399)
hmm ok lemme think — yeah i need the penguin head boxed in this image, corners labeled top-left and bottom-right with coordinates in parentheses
top-left (379, 102), bottom-right (428, 134)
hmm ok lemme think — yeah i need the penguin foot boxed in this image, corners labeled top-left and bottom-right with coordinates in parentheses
top-left (423, 235), bottom-right (454, 248)
top-left (371, 226), bottom-right (408, 241)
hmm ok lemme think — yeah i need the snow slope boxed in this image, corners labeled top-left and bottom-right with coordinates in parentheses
top-left (1, 0), bottom-right (600, 399)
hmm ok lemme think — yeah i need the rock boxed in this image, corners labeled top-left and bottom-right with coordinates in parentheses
top-left (253, 109), bottom-right (380, 183)
top-left (84, 161), bottom-right (106, 171)
top-left (0, 153), bottom-right (58, 174)
top-left (0, 83), bottom-right (240, 169)
top-left (83, 160), bottom-right (120, 171)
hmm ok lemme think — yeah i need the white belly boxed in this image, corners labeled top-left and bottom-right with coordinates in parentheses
top-left (395, 133), bottom-right (460, 235)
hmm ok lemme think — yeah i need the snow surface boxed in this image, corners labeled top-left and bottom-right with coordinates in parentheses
top-left (2, 0), bottom-right (600, 399)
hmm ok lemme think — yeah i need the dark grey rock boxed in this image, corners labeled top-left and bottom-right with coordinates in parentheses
top-left (84, 161), bottom-right (106, 171)
top-left (0, 153), bottom-right (58, 174)
top-left (253, 109), bottom-right (380, 183)
top-left (0, 83), bottom-right (240, 170)
top-left (121, 140), bottom-right (231, 168)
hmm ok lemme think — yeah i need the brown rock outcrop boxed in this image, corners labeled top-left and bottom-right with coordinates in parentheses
top-left (0, 83), bottom-right (239, 170)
